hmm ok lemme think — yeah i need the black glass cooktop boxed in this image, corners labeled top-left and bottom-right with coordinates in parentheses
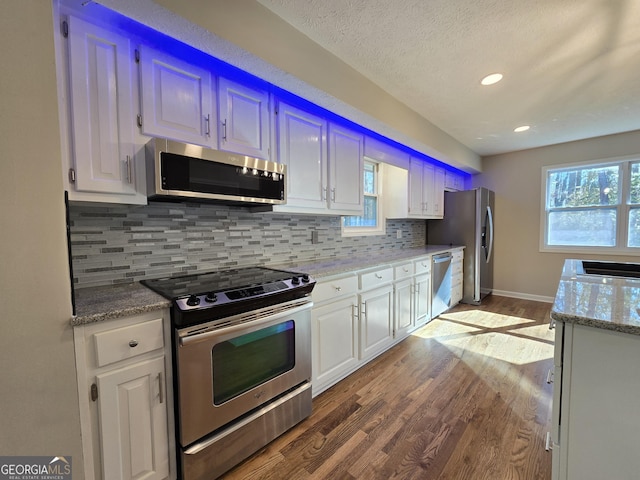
top-left (141, 266), bottom-right (305, 300)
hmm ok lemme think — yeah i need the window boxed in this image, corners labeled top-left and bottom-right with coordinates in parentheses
top-left (342, 161), bottom-right (384, 236)
top-left (542, 156), bottom-right (640, 253)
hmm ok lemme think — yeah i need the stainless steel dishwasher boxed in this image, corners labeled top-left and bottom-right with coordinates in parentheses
top-left (432, 252), bottom-right (452, 318)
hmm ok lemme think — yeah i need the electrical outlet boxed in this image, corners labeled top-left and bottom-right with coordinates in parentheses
top-left (396, 230), bottom-right (402, 239)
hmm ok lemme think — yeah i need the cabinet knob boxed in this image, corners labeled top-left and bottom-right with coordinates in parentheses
top-left (334, 286), bottom-right (342, 292)
top-left (129, 340), bottom-right (139, 348)
top-left (375, 273), bottom-right (383, 279)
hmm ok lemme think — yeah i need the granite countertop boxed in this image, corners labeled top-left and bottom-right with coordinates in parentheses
top-left (71, 245), bottom-right (463, 326)
top-left (71, 283), bottom-right (171, 326)
top-left (277, 245), bottom-right (463, 278)
top-left (550, 259), bottom-right (640, 335)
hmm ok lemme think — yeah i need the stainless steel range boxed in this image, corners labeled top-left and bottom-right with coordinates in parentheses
top-left (142, 267), bottom-right (315, 480)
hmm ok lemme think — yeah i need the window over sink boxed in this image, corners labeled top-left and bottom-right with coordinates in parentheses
top-left (342, 160), bottom-right (384, 236)
top-left (541, 156), bottom-right (640, 253)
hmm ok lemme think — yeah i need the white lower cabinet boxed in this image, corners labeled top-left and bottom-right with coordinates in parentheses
top-left (311, 274), bottom-right (359, 396)
top-left (359, 284), bottom-right (394, 361)
top-left (311, 254), bottom-right (456, 395)
top-left (74, 310), bottom-right (175, 480)
top-left (97, 356), bottom-right (169, 480)
top-left (394, 277), bottom-right (414, 339)
top-left (551, 321), bottom-right (640, 480)
top-left (451, 249), bottom-right (464, 306)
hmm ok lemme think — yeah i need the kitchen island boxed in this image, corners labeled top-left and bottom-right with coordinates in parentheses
top-left (550, 259), bottom-right (640, 480)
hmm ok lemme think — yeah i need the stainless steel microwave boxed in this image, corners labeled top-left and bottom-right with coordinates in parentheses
top-left (145, 138), bottom-right (286, 205)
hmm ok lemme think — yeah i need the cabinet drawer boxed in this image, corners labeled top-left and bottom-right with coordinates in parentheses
top-left (93, 318), bottom-right (164, 367)
top-left (360, 267), bottom-right (394, 290)
top-left (394, 262), bottom-right (414, 280)
top-left (414, 257), bottom-right (431, 275)
top-left (312, 275), bottom-right (358, 304)
top-left (452, 274), bottom-right (463, 287)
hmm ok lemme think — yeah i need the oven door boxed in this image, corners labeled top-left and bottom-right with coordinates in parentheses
top-left (176, 298), bottom-right (312, 447)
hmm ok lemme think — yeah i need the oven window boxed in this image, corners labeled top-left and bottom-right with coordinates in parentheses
top-left (212, 320), bottom-right (295, 405)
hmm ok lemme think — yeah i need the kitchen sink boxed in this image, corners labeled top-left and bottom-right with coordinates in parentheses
top-left (581, 261), bottom-right (640, 278)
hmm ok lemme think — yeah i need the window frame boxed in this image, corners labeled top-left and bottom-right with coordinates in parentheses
top-left (540, 154), bottom-right (640, 255)
top-left (341, 159), bottom-right (385, 237)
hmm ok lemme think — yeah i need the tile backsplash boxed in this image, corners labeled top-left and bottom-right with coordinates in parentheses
top-left (69, 201), bottom-right (426, 288)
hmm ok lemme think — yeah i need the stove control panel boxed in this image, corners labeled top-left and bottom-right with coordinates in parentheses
top-left (174, 275), bottom-right (314, 312)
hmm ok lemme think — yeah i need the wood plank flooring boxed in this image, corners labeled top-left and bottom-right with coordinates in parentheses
top-left (222, 295), bottom-right (554, 479)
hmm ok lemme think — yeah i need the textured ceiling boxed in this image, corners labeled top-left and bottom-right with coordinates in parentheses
top-left (257, 0), bottom-right (640, 156)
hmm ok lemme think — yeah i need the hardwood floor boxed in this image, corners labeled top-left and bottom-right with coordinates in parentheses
top-left (223, 295), bottom-right (554, 479)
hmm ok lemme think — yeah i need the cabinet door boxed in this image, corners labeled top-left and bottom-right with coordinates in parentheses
top-left (431, 166), bottom-right (445, 217)
top-left (408, 159), bottom-right (425, 217)
top-left (67, 16), bottom-right (137, 196)
top-left (360, 286), bottom-right (394, 361)
top-left (394, 278), bottom-right (414, 339)
top-left (414, 273), bottom-right (431, 326)
top-left (97, 356), bottom-right (169, 480)
top-left (312, 295), bottom-right (359, 394)
top-left (218, 77), bottom-right (270, 159)
top-left (276, 102), bottom-right (327, 209)
top-left (139, 45), bottom-right (214, 147)
top-left (328, 124), bottom-right (364, 212)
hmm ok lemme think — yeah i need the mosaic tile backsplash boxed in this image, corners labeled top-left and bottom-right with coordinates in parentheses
top-left (69, 201), bottom-right (427, 288)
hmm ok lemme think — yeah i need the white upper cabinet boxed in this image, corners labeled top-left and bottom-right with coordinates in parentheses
top-left (328, 124), bottom-right (364, 212)
top-left (273, 102), bottom-right (363, 215)
top-left (408, 159), bottom-right (426, 217)
top-left (65, 15), bottom-right (146, 204)
top-left (138, 45), bottom-right (214, 148)
top-left (409, 159), bottom-right (445, 219)
top-left (445, 170), bottom-right (465, 191)
top-left (275, 102), bottom-right (328, 210)
top-left (217, 77), bottom-right (270, 159)
top-left (386, 157), bottom-right (445, 219)
top-left (429, 165), bottom-right (445, 217)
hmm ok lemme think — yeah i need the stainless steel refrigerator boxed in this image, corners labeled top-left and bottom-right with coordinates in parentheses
top-left (428, 187), bottom-right (494, 304)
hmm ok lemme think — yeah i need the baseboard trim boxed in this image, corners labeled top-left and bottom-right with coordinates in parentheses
top-left (492, 289), bottom-right (555, 304)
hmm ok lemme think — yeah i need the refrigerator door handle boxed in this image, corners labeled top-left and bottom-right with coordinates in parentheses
top-left (484, 204), bottom-right (494, 264)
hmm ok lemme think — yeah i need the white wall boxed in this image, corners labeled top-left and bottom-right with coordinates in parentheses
top-left (475, 130), bottom-right (640, 300)
top-left (0, 1), bottom-right (83, 473)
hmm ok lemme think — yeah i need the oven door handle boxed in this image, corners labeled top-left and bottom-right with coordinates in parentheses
top-left (178, 301), bottom-right (312, 347)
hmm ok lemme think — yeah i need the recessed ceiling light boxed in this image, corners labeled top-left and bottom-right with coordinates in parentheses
top-left (514, 125), bottom-right (530, 133)
top-left (480, 73), bottom-right (503, 86)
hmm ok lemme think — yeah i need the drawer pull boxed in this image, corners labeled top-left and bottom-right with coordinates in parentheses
top-left (334, 286), bottom-right (342, 292)
top-left (546, 369), bottom-right (554, 384)
top-left (375, 273), bottom-right (383, 279)
top-left (129, 340), bottom-right (139, 348)
top-left (549, 317), bottom-right (556, 330)
top-left (403, 267), bottom-right (409, 273)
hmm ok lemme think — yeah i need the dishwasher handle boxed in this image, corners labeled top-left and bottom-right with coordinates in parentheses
top-left (433, 253), bottom-right (452, 264)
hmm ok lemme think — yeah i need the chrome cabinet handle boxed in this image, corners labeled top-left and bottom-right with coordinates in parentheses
top-left (546, 369), bottom-right (554, 384)
top-left (375, 273), bottom-right (383, 279)
top-left (545, 432), bottom-right (553, 452)
top-left (331, 187), bottom-right (336, 201)
top-left (128, 340), bottom-right (138, 348)
top-left (125, 156), bottom-right (132, 184)
top-left (158, 372), bottom-right (164, 404)
top-left (334, 286), bottom-right (342, 292)
top-left (205, 114), bottom-right (211, 136)
top-left (221, 119), bottom-right (227, 141)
